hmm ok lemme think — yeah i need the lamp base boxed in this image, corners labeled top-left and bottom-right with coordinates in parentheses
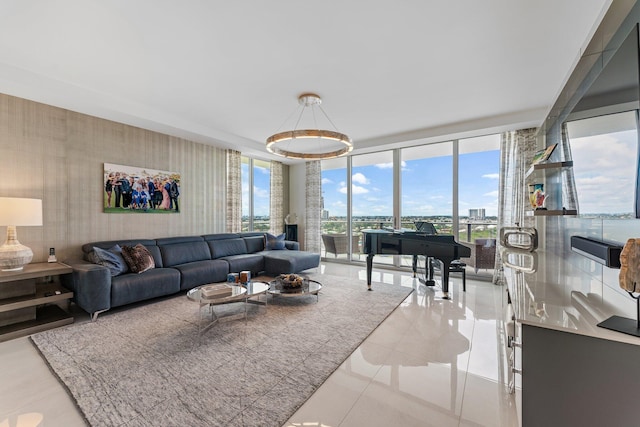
top-left (0, 226), bottom-right (34, 271)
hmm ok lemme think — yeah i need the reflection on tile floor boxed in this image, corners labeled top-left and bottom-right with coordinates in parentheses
top-left (285, 263), bottom-right (520, 427)
top-left (0, 262), bottom-right (519, 427)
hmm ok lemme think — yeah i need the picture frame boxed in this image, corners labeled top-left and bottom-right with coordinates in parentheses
top-left (104, 163), bottom-right (181, 213)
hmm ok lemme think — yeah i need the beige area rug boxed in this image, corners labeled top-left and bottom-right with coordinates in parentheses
top-left (31, 273), bottom-right (413, 427)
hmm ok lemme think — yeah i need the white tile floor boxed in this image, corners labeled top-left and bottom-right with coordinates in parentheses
top-left (0, 262), bottom-right (520, 427)
top-left (283, 263), bottom-right (520, 427)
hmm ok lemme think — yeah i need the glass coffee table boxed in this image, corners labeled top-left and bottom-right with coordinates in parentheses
top-left (268, 278), bottom-right (322, 302)
top-left (187, 281), bottom-right (270, 333)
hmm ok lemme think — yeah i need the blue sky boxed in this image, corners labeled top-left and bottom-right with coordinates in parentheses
top-left (321, 149), bottom-right (500, 218)
top-left (242, 162), bottom-right (271, 217)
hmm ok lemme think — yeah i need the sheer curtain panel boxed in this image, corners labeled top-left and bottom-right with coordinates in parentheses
top-left (493, 128), bottom-right (538, 284)
top-left (226, 149), bottom-right (242, 233)
top-left (270, 160), bottom-right (284, 234)
top-left (305, 161), bottom-right (321, 253)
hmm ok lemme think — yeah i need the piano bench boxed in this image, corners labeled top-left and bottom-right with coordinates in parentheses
top-left (449, 260), bottom-right (467, 292)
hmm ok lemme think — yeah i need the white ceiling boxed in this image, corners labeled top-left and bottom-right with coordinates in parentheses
top-left (0, 0), bottom-right (610, 163)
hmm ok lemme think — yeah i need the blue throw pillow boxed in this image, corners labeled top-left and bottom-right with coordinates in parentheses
top-left (89, 245), bottom-right (129, 276)
top-left (265, 233), bottom-right (286, 250)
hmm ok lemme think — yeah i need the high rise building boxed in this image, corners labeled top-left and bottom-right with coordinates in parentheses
top-left (469, 208), bottom-right (485, 220)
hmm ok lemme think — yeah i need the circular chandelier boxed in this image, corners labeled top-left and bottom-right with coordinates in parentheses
top-left (266, 93), bottom-right (352, 160)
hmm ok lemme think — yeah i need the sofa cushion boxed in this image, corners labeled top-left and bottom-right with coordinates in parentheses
top-left (222, 253), bottom-right (265, 275)
top-left (202, 233), bottom-right (241, 242)
top-left (265, 233), bottom-right (286, 250)
top-left (121, 244), bottom-right (155, 274)
top-left (173, 259), bottom-right (230, 290)
top-left (82, 239), bottom-right (163, 268)
top-left (87, 245), bottom-right (128, 276)
top-left (159, 241), bottom-right (211, 267)
top-left (155, 236), bottom-right (205, 246)
top-left (244, 235), bottom-right (265, 253)
top-left (110, 268), bottom-right (180, 307)
top-left (263, 251), bottom-right (320, 274)
top-left (209, 238), bottom-right (248, 258)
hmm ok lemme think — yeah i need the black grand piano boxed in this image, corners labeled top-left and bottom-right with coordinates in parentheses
top-left (362, 229), bottom-right (471, 298)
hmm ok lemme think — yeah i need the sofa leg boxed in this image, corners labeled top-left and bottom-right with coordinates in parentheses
top-left (91, 309), bottom-right (109, 322)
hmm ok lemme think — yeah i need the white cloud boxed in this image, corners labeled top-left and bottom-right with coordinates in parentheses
top-left (352, 185), bottom-right (369, 194)
top-left (482, 173), bottom-right (499, 179)
top-left (571, 130), bottom-right (636, 213)
top-left (321, 177), bottom-right (333, 185)
top-left (255, 165), bottom-right (269, 175)
top-left (352, 172), bottom-right (369, 184)
top-left (253, 185), bottom-right (269, 198)
top-left (338, 184), bottom-right (369, 194)
top-left (483, 190), bottom-right (499, 198)
top-left (376, 161), bottom-right (406, 169)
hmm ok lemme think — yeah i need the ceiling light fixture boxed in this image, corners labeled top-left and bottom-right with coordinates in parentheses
top-left (266, 93), bottom-right (352, 160)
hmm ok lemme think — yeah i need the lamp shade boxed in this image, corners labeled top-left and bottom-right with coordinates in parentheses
top-left (0, 198), bottom-right (43, 271)
top-left (0, 198), bottom-right (43, 226)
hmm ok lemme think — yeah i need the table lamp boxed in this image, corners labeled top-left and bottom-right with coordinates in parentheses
top-left (0, 197), bottom-right (43, 271)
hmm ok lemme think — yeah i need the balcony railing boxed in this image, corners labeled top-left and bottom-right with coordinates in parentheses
top-left (320, 219), bottom-right (498, 279)
top-left (321, 219), bottom-right (497, 243)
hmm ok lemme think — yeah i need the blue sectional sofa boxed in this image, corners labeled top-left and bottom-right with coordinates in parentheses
top-left (61, 232), bottom-right (320, 320)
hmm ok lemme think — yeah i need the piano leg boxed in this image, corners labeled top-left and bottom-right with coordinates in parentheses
top-left (412, 255), bottom-right (417, 277)
top-left (441, 260), bottom-right (451, 299)
top-left (366, 253), bottom-right (374, 291)
top-left (426, 257), bottom-right (436, 286)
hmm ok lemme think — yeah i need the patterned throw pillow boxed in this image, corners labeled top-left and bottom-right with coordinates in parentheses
top-left (88, 245), bottom-right (128, 277)
top-left (121, 244), bottom-right (155, 274)
top-left (265, 233), bottom-right (286, 250)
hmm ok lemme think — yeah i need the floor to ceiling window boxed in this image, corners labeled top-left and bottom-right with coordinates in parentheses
top-left (352, 151), bottom-right (395, 265)
top-left (458, 134), bottom-right (500, 242)
top-left (319, 133), bottom-right (501, 279)
top-left (400, 142), bottom-right (454, 268)
top-left (241, 156), bottom-right (271, 232)
top-left (400, 142), bottom-right (453, 232)
top-left (320, 157), bottom-right (349, 259)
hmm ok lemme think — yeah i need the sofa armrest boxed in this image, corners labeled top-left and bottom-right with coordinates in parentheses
top-left (61, 259), bottom-right (112, 316)
top-left (285, 240), bottom-right (300, 250)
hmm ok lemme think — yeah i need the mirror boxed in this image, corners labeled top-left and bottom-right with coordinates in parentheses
top-left (561, 24), bottom-right (640, 218)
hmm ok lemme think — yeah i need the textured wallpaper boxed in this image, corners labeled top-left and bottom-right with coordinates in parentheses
top-left (0, 93), bottom-right (227, 262)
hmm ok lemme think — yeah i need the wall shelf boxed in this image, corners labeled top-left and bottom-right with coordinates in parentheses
top-left (527, 209), bottom-right (578, 216)
top-left (525, 161), bottom-right (574, 179)
top-left (525, 157), bottom-right (577, 215)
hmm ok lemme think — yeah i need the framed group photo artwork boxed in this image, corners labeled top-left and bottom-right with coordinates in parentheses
top-left (104, 163), bottom-right (181, 214)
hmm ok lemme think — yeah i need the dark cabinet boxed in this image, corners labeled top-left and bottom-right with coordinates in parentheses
top-left (285, 224), bottom-right (298, 242)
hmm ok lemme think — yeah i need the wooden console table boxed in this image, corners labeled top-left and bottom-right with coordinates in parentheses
top-left (0, 262), bottom-right (74, 342)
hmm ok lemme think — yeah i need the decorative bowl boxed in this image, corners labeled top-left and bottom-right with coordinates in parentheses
top-left (277, 273), bottom-right (305, 289)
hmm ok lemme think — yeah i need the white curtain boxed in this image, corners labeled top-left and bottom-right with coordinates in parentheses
top-left (305, 161), bottom-right (322, 253)
top-left (493, 128), bottom-right (538, 284)
top-left (226, 149), bottom-right (242, 233)
top-left (270, 160), bottom-right (285, 235)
